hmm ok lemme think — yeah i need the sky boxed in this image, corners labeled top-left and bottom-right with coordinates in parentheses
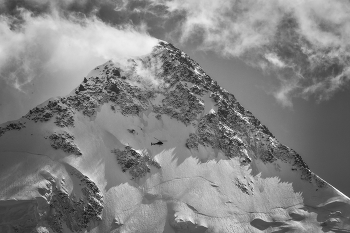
top-left (0, 0), bottom-right (349, 196)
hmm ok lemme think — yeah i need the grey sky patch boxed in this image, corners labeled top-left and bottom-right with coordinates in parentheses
top-left (148, 0), bottom-right (350, 107)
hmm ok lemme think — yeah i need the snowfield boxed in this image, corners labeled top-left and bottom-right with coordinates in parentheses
top-left (0, 41), bottom-right (349, 233)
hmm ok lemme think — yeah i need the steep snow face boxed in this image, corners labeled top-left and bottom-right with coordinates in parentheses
top-left (0, 41), bottom-right (350, 233)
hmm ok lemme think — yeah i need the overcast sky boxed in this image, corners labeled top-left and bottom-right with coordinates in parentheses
top-left (0, 0), bottom-right (349, 196)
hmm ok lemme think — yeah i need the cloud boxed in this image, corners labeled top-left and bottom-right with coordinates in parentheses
top-left (151, 0), bottom-right (350, 106)
top-left (1, 0), bottom-right (349, 117)
top-left (274, 79), bottom-right (299, 108)
top-left (0, 0), bottom-right (98, 14)
top-left (0, 9), bottom-right (158, 124)
top-left (264, 53), bottom-right (287, 69)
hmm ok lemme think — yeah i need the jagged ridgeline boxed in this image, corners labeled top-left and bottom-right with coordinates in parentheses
top-left (0, 41), bottom-right (349, 233)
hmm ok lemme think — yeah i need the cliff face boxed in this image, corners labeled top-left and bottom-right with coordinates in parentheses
top-left (0, 41), bottom-right (349, 233)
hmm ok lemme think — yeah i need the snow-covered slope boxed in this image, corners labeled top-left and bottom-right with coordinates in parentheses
top-left (0, 41), bottom-right (349, 233)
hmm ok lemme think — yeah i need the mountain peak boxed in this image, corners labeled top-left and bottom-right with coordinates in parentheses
top-left (0, 41), bottom-right (349, 233)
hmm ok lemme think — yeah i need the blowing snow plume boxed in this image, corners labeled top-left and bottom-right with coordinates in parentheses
top-left (0, 9), bottom-right (158, 124)
top-left (148, 0), bottom-right (350, 107)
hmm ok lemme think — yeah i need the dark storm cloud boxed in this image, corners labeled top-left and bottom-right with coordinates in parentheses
top-left (95, 0), bottom-right (180, 39)
top-left (0, 0), bottom-right (99, 15)
top-left (0, 0), bottom-right (175, 37)
top-left (0, 0), bottom-right (165, 24)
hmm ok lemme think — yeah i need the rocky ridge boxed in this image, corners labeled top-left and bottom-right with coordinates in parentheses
top-left (45, 166), bottom-right (103, 233)
top-left (1, 40), bottom-right (344, 232)
top-left (0, 121), bottom-right (26, 137)
top-left (0, 166), bottom-right (103, 233)
top-left (47, 131), bottom-right (82, 156)
top-left (112, 146), bottom-right (161, 179)
top-left (1, 40), bottom-right (325, 187)
top-left (102, 41), bottom-right (324, 187)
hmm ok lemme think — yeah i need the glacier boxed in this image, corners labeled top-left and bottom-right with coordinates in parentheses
top-left (0, 41), bottom-right (349, 233)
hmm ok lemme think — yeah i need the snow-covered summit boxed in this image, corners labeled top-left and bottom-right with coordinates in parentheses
top-left (0, 41), bottom-right (349, 232)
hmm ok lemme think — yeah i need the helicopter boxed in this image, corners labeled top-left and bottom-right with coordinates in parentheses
top-left (151, 137), bottom-right (167, 146)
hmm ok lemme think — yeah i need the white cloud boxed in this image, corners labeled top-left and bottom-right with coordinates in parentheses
top-left (152, 0), bottom-right (350, 106)
top-left (303, 67), bottom-right (350, 102)
top-left (265, 53), bottom-right (287, 69)
top-left (0, 9), bottom-right (158, 124)
top-left (1, 0), bottom-right (350, 117)
top-left (153, 0), bottom-right (283, 55)
top-left (273, 76), bottom-right (300, 108)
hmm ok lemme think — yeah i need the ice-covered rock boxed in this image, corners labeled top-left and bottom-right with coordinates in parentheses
top-left (0, 40), bottom-right (349, 233)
